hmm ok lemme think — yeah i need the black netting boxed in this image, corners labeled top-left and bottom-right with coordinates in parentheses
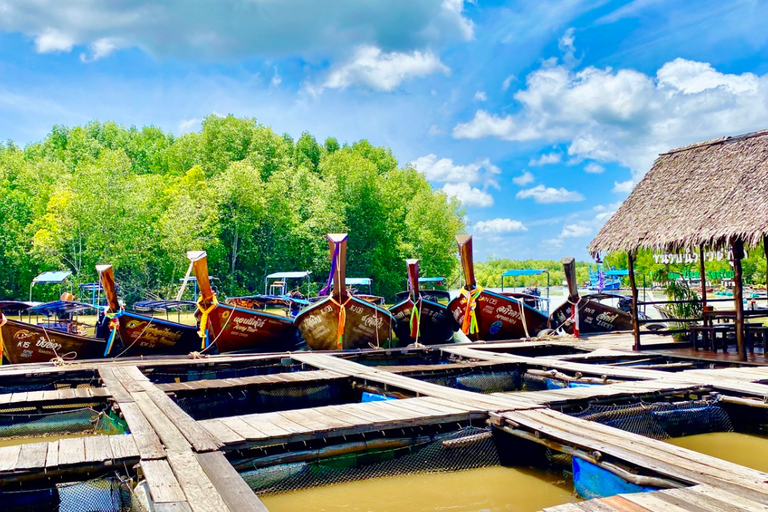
top-left (146, 364), bottom-right (305, 384)
top-left (523, 373), bottom-right (568, 391)
top-left (175, 383), bottom-right (342, 420)
top-left (242, 426), bottom-right (500, 496)
top-left (422, 370), bottom-right (519, 393)
top-left (0, 475), bottom-right (148, 512)
top-left (570, 397), bottom-right (733, 440)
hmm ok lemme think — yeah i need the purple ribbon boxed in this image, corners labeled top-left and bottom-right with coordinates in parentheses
top-left (319, 241), bottom-right (340, 296)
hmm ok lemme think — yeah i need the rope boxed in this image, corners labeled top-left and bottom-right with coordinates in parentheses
top-left (196, 295), bottom-right (219, 350)
top-left (517, 299), bottom-right (530, 338)
top-left (110, 313), bottom-right (157, 360)
top-left (459, 286), bottom-right (483, 335)
top-left (330, 296), bottom-right (353, 349)
top-left (40, 324), bottom-right (78, 367)
top-left (197, 302), bottom-right (235, 355)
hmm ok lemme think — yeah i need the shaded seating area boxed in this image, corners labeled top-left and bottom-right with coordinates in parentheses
top-left (588, 130), bottom-right (768, 362)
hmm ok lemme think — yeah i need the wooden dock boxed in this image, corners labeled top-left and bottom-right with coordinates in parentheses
top-left (0, 332), bottom-right (766, 511)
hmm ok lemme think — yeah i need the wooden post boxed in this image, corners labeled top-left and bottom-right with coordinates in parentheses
top-left (732, 240), bottom-right (746, 361)
top-left (627, 250), bottom-right (641, 351)
top-left (763, 235), bottom-right (768, 302)
top-left (699, 245), bottom-right (707, 311)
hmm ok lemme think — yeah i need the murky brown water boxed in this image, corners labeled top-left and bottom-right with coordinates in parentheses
top-left (0, 432), bottom-right (93, 447)
top-left (260, 466), bottom-right (577, 512)
top-left (667, 432), bottom-right (768, 472)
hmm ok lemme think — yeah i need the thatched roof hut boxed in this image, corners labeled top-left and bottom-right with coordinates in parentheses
top-left (589, 130), bottom-right (768, 255)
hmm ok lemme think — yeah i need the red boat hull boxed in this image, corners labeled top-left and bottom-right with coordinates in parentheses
top-left (201, 304), bottom-right (301, 353)
top-left (295, 296), bottom-right (393, 350)
top-left (549, 298), bottom-right (634, 334)
top-left (448, 290), bottom-right (549, 341)
top-left (116, 312), bottom-right (201, 357)
top-left (1, 319), bottom-right (104, 364)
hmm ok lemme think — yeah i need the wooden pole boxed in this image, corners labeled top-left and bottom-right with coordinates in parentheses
top-left (763, 235), bottom-right (768, 299)
top-left (627, 251), bottom-right (641, 351)
top-left (732, 240), bottom-right (746, 361)
top-left (699, 245), bottom-right (707, 311)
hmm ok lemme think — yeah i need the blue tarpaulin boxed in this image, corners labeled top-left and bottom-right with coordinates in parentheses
top-left (418, 277), bottom-right (445, 283)
top-left (32, 271), bottom-right (72, 284)
top-left (29, 300), bottom-right (96, 316)
top-left (502, 269), bottom-right (547, 276)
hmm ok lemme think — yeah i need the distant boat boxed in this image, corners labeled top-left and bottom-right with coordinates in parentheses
top-left (188, 251), bottom-right (302, 353)
top-left (389, 259), bottom-right (458, 346)
top-left (97, 265), bottom-right (200, 357)
top-left (549, 257), bottom-right (635, 334)
top-left (447, 235), bottom-right (549, 341)
top-left (295, 233), bottom-right (394, 350)
top-left (0, 300), bottom-right (105, 364)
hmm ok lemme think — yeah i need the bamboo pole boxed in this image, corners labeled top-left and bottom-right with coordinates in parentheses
top-left (764, 235), bottom-right (768, 296)
top-left (627, 251), bottom-right (641, 351)
top-left (732, 240), bottom-right (746, 361)
top-left (699, 244), bottom-right (707, 311)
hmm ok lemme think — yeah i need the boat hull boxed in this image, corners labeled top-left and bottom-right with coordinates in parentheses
top-left (390, 298), bottom-right (457, 346)
top-left (448, 290), bottom-right (549, 341)
top-left (295, 296), bottom-right (393, 350)
top-left (202, 304), bottom-right (301, 353)
top-left (1, 319), bottom-right (104, 364)
top-left (549, 297), bottom-right (634, 334)
top-left (116, 312), bottom-right (201, 357)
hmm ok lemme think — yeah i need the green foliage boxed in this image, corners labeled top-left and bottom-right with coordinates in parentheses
top-left (0, 115), bottom-right (466, 303)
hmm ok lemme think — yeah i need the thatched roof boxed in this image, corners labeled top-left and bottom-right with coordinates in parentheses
top-left (589, 129), bottom-right (768, 256)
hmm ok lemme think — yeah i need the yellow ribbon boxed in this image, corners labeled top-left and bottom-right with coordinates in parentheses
top-left (330, 296), bottom-right (353, 349)
top-left (409, 298), bottom-right (421, 339)
top-left (460, 286), bottom-right (484, 335)
top-left (197, 295), bottom-right (219, 349)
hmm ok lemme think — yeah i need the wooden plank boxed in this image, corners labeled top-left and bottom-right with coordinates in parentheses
top-left (15, 441), bottom-right (48, 470)
top-left (246, 412), bottom-right (304, 435)
top-left (84, 435), bottom-right (114, 463)
top-left (98, 367), bottom-right (134, 402)
top-left (0, 393), bottom-right (12, 405)
top-left (45, 440), bottom-right (59, 468)
top-left (133, 392), bottom-right (191, 452)
top-left (686, 485), bottom-right (768, 511)
top-left (10, 392), bottom-right (27, 403)
top-left (196, 451), bottom-right (269, 512)
top-left (0, 445), bottom-right (21, 471)
top-left (58, 437), bottom-right (86, 466)
top-left (120, 401), bottom-right (165, 459)
top-left (110, 434), bottom-right (140, 460)
top-left (218, 416), bottom-right (265, 441)
top-left (200, 419), bottom-right (245, 445)
top-left (621, 491), bottom-right (706, 512)
top-left (143, 386), bottom-right (222, 452)
top-left (141, 459), bottom-right (188, 503)
top-left (155, 503), bottom-right (194, 512)
top-left (658, 487), bottom-right (757, 512)
top-left (601, 495), bottom-right (655, 512)
top-left (166, 449), bottom-right (230, 512)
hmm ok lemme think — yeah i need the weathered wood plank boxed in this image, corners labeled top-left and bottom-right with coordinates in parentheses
top-left (15, 441), bottom-right (48, 470)
top-left (110, 434), bottom-right (140, 461)
top-left (141, 459), bottom-right (188, 503)
top-left (45, 440), bottom-right (59, 467)
top-left (84, 435), bottom-right (114, 463)
top-left (57, 437), bottom-right (86, 466)
top-left (98, 367), bottom-right (134, 402)
top-left (166, 450), bottom-right (230, 512)
top-left (200, 419), bottom-right (245, 445)
top-left (119, 401), bottom-right (165, 459)
top-left (196, 451), bottom-right (269, 512)
top-left (143, 386), bottom-right (222, 452)
top-left (154, 503), bottom-right (194, 512)
top-left (133, 391), bottom-right (191, 452)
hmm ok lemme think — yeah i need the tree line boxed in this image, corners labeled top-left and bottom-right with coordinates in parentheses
top-left (0, 115), bottom-right (465, 303)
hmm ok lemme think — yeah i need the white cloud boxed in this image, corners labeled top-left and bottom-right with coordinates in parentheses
top-left (271, 69), bottom-right (282, 87)
top-left (427, 124), bottom-right (443, 136)
top-left (409, 154), bottom-right (500, 188)
top-left (558, 28), bottom-right (578, 67)
top-left (560, 223), bottom-right (592, 238)
top-left (474, 218), bottom-right (527, 233)
top-left (0, 1), bottom-right (472, 60)
top-left (613, 180), bottom-right (634, 193)
top-left (474, 90), bottom-right (487, 101)
top-left (516, 184), bottom-right (585, 204)
top-left (453, 56), bottom-right (768, 180)
top-left (584, 162), bottom-right (604, 174)
top-left (178, 118), bottom-right (201, 133)
top-left (502, 75), bottom-right (515, 91)
top-left (512, 171), bottom-right (535, 186)
top-left (442, 183), bottom-right (494, 208)
top-left (322, 46), bottom-right (449, 92)
top-left (529, 152), bottom-right (561, 166)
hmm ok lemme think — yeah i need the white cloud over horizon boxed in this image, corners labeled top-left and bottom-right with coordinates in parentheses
top-left (474, 218), bottom-right (528, 233)
top-left (453, 57), bottom-right (768, 180)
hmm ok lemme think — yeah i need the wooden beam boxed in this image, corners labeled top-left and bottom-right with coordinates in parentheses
top-left (699, 244), bottom-right (707, 311)
top-left (764, 234), bottom-right (768, 298)
top-left (732, 239), bottom-right (746, 361)
top-left (627, 250), bottom-right (641, 351)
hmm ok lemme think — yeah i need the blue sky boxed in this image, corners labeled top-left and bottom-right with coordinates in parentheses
top-left (2, 0), bottom-right (768, 262)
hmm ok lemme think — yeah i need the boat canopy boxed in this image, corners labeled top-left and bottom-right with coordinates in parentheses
top-left (418, 277), bottom-right (445, 283)
top-left (32, 271), bottom-right (72, 284)
top-left (266, 271), bottom-right (312, 279)
top-left (345, 278), bottom-right (372, 286)
top-left (29, 300), bottom-right (96, 316)
top-left (0, 300), bottom-right (37, 312)
top-left (605, 270), bottom-right (629, 277)
top-left (133, 300), bottom-right (197, 312)
top-left (502, 269), bottom-right (547, 276)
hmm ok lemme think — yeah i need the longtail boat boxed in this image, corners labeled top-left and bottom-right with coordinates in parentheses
top-left (389, 259), bottom-right (457, 346)
top-left (0, 301), bottom-right (105, 364)
top-left (188, 251), bottom-right (301, 353)
top-left (97, 265), bottom-right (200, 357)
top-left (447, 235), bottom-right (549, 341)
top-left (549, 257), bottom-right (635, 334)
top-left (295, 234), bottom-right (393, 350)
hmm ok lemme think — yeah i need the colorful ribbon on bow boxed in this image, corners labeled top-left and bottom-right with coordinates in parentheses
top-left (197, 295), bottom-right (219, 350)
top-left (330, 296), bottom-right (353, 349)
top-left (409, 298), bottom-right (421, 339)
top-left (103, 310), bottom-right (123, 357)
top-left (460, 286), bottom-right (484, 335)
